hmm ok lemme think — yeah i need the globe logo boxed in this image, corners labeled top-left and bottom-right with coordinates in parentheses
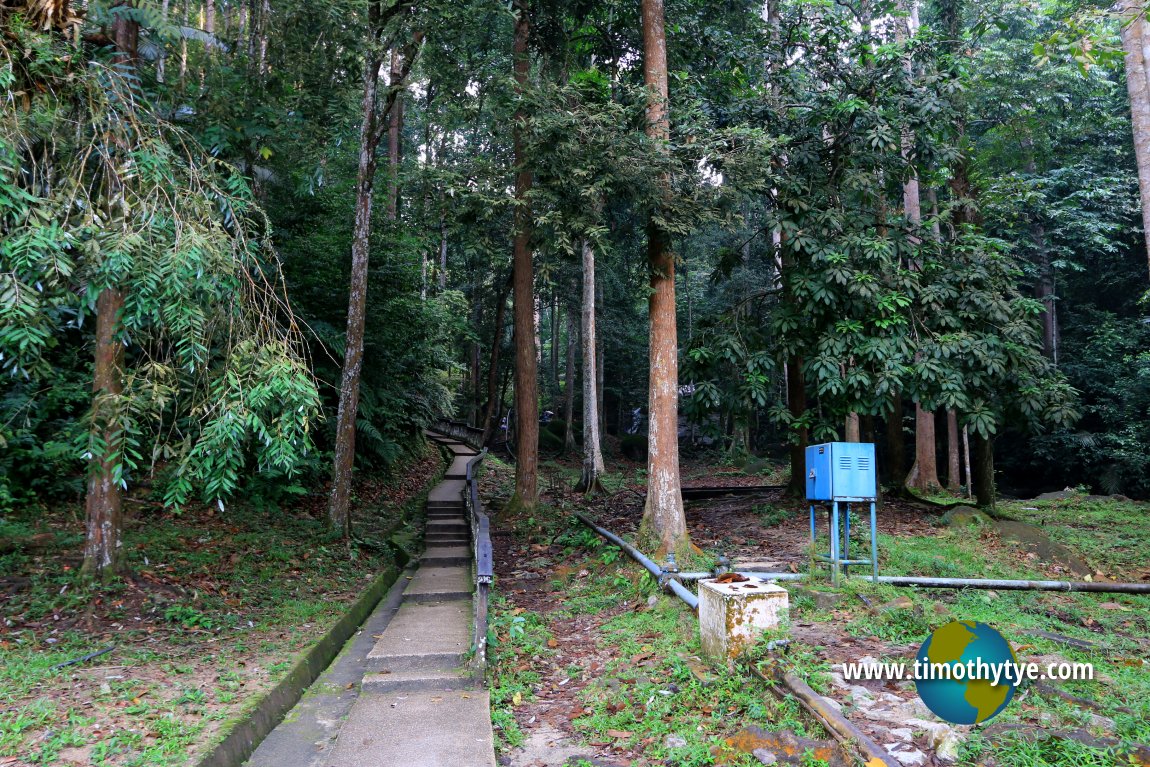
top-left (914, 621), bottom-right (1018, 725)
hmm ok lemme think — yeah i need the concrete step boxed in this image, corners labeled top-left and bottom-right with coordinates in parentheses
top-left (422, 545), bottom-right (470, 567)
top-left (426, 500), bottom-right (464, 510)
top-left (361, 668), bottom-right (472, 693)
top-left (403, 565), bottom-right (472, 602)
top-left (427, 521), bottom-right (469, 535)
top-left (367, 600), bottom-right (470, 665)
top-left (426, 536), bottom-right (469, 546)
top-left (322, 690), bottom-right (496, 767)
top-left (427, 510), bottom-right (466, 521)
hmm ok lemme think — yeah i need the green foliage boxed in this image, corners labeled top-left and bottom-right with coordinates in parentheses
top-left (0, 20), bottom-right (320, 509)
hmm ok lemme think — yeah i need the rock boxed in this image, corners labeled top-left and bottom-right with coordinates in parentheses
top-left (665, 735), bottom-right (688, 749)
top-left (906, 718), bottom-right (966, 762)
top-left (1034, 488), bottom-right (1077, 501)
top-left (681, 656), bottom-right (717, 687)
top-left (1088, 713), bottom-right (1116, 732)
top-left (58, 747), bottom-right (92, 765)
top-left (647, 594), bottom-right (658, 608)
top-left (887, 743), bottom-right (927, 766)
top-left (886, 727), bottom-right (914, 741)
top-left (794, 586), bottom-right (842, 611)
top-left (938, 506), bottom-right (992, 527)
top-left (993, 520), bottom-right (1092, 576)
top-left (752, 747), bottom-right (778, 764)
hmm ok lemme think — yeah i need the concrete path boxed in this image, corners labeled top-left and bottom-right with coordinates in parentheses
top-left (245, 433), bottom-right (495, 767)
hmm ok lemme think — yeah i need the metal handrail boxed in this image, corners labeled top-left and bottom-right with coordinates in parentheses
top-left (464, 449), bottom-right (493, 675)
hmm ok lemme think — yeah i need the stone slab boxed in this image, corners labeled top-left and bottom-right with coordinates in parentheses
top-left (421, 546), bottom-right (471, 566)
top-left (323, 691), bottom-right (495, 767)
top-left (367, 601), bottom-right (470, 661)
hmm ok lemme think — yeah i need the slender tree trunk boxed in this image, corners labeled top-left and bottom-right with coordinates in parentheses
top-left (438, 215), bottom-right (447, 290)
top-left (885, 395), bottom-right (906, 485)
top-left (509, 4), bottom-right (538, 511)
top-left (596, 280), bottom-right (605, 437)
top-left (962, 426), bottom-right (973, 499)
top-left (329, 22), bottom-right (421, 536)
top-left (946, 409), bottom-right (960, 493)
top-left (577, 238), bottom-right (605, 493)
top-left (82, 6), bottom-right (139, 581)
top-left (1120, 0), bottom-right (1150, 280)
top-left (563, 300), bottom-right (576, 454)
top-left (480, 276), bottom-right (511, 445)
top-left (972, 433), bottom-right (995, 508)
top-left (550, 289), bottom-right (560, 400)
top-left (387, 48), bottom-right (404, 221)
top-left (83, 288), bottom-right (126, 580)
top-left (638, 0), bottom-right (688, 556)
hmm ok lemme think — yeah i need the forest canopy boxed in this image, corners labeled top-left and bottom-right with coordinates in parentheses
top-left (1, 0), bottom-right (1148, 573)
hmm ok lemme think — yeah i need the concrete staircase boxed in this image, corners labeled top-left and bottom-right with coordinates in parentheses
top-left (321, 436), bottom-right (496, 767)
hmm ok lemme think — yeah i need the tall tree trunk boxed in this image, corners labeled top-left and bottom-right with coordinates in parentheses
top-left (386, 48), bottom-right (404, 221)
top-left (946, 409), bottom-right (960, 493)
top-left (1120, 0), bottom-right (1150, 280)
top-left (785, 356), bottom-right (808, 498)
top-left (638, 0), bottom-right (688, 556)
top-left (83, 287), bottom-right (127, 580)
top-left (329, 21), bottom-right (420, 536)
top-left (550, 289), bottom-right (560, 401)
top-left (480, 276), bottom-right (511, 446)
top-left (577, 238), bottom-right (606, 493)
top-left (82, 5), bottom-right (139, 581)
top-left (509, 3), bottom-right (538, 511)
top-left (563, 300), bottom-right (577, 454)
top-left (596, 280), bottom-right (605, 437)
top-left (972, 433), bottom-right (995, 508)
top-left (897, 1), bottom-right (940, 494)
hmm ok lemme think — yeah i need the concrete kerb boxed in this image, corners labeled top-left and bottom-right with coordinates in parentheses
top-left (192, 566), bottom-right (400, 767)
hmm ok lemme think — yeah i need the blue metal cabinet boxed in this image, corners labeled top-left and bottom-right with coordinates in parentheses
top-left (805, 442), bottom-right (879, 583)
top-left (805, 442), bottom-right (876, 502)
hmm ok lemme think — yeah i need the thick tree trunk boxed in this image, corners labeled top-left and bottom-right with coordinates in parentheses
top-left (577, 239), bottom-right (605, 493)
top-left (946, 409), bottom-right (960, 493)
top-left (480, 277), bottom-right (511, 446)
top-left (329, 25), bottom-right (420, 536)
top-left (972, 433), bottom-right (995, 508)
top-left (638, 0), bottom-right (688, 556)
top-left (845, 413), bottom-right (860, 442)
top-left (1120, 1), bottom-right (1150, 280)
top-left (905, 406), bottom-right (941, 492)
top-left (509, 5), bottom-right (538, 511)
top-left (563, 300), bottom-right (576, 454)
top-left (785, 356), bottom-right (808, 498)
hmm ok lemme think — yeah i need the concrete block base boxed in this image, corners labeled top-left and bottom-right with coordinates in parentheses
top-left (699, 577), bottom-right (788, 661)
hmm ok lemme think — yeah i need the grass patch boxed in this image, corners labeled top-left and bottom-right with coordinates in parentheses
top-left (0, 444), bottom-right (443, 766)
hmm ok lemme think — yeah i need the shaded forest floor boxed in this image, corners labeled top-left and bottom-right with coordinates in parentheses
top-left (483, 452), bottom-right (1150, 767)
top-left (0, 443), bottom-right (444, 767)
